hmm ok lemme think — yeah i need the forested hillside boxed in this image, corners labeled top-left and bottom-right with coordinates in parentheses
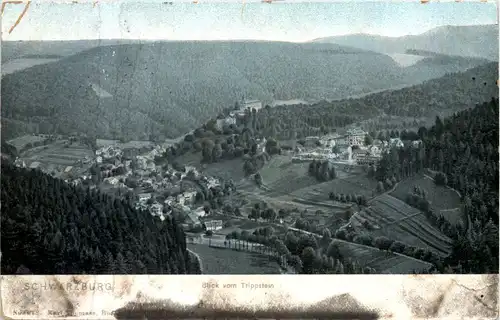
top-left (1, 163), bottom-right (198, 274)
top-left (1, 41), bottom-right (489, 141)
top-left (314, 62), bottom-right (498, 118)
top-left (375, 98), bottom-right (499, 273)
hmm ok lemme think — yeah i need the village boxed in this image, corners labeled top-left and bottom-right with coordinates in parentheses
top-left (6, 99), bottom-right (278, 240)
top-left (8, 98), bottom-right (425, 242)
top-left (9, 133), bottom-right (227, 234)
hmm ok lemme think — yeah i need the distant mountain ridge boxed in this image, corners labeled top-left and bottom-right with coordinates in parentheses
top-left (0, 39), bottom-right (492, 141)
top-left (312, 24), bottom-right (498, 61)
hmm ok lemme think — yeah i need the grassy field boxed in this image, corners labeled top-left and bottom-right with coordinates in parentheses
top-left (234, 157), bottom-right (378, 231)
top-left (201, 159), bottom-right (247, 182)
top-left (259, 155), bottom-right (318, 197)
top-left (331, 239), bottom-right (434, 274)
top-left (7, 135), bottom-right (47, 151)
top-left (187, 244), bottom-right (282, 274)
top-left (290, 173), bottom-right (378, 203)
top-left (22, 141), bottom-right (94, 167)
top-left (24, 143), bottom-right (94, 166)
top-left (390, 174), bottom-right (463, 225)
top-left (354, 194), bottom-right (453, 257)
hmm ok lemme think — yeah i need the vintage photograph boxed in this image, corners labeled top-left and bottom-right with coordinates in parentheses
top-left (1, 0), bottom-right (498, 275)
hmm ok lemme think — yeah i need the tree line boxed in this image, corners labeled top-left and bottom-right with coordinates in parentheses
top-left (308, 160), bottom-right (337, 181)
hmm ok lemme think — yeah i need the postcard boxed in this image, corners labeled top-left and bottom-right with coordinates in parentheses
top-left (1, 0), bottom-right (498, 319)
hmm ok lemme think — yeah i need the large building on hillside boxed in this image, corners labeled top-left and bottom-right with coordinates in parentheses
top-left (346, 128), bottom-right (367, 146)
top-left (243, 100), bottom-right (263, 112)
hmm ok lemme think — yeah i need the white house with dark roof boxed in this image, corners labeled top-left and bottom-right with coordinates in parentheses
top-left (138, 193), bottom-right (152, 202)
top-left (368, 145), bottom-right (381, 156)
top-left (183, 191), bottom-right (197, 204)
top-left (14, 158), bottom-right (26, 168)
top-left (104, 177), bottom-right (119, 185)
top-left (389, 138), bottom-right (404, 148)
top-left (412, 140), bottom-right (423, 148)
top-left (150, 203), bottom-right (163, 216)
top-left (164, 196), bottom-right (175, 206)
top-left (204, 220), bottom-right (223, 231)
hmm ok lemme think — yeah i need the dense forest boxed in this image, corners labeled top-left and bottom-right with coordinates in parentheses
top-left (315, 62), bottom-right (498, 118)
top-left (2, 40), bottom-right (492, 141)
top-left (375, 98), bottom-right (499, 273)
top-left (1, 163), bottom-right (199, 274)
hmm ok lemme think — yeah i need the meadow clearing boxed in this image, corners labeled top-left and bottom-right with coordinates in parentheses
top-left (200, 158), bottom-right (247, 182)
top-left (258, 155), bottom-right (318, 197)
top-left (21, 141), bottom-right (94, 167)
top-left (7, 134), bottom-right (48, 151)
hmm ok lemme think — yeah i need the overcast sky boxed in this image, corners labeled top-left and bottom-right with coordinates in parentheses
top-left (1, 1), bottom-right (497, 42)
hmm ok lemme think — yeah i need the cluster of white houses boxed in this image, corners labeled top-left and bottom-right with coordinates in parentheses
top-left (293, 128), bottom-right (422, 166)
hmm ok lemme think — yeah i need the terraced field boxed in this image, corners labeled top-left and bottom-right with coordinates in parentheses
top-left (390, 174), bottom-right (464, 225)
top-left (354, 194), bottom-right (453, 257)
top-left (187, 244), bottom-right (282, 274)
top-left (332, 239), bottom-right (433, 274)
top-left (21, 141), bottom-right (94, 166)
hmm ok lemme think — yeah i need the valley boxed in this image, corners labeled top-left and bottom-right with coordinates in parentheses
top-left (1, 22), bottom-right (498, 276)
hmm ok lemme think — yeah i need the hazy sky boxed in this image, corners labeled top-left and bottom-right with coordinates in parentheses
top-left (1, 1), bottom-right (497, 42)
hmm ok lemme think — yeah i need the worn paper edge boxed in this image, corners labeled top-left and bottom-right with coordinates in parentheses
top-left (0, 274), bottom-right (498, 319)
